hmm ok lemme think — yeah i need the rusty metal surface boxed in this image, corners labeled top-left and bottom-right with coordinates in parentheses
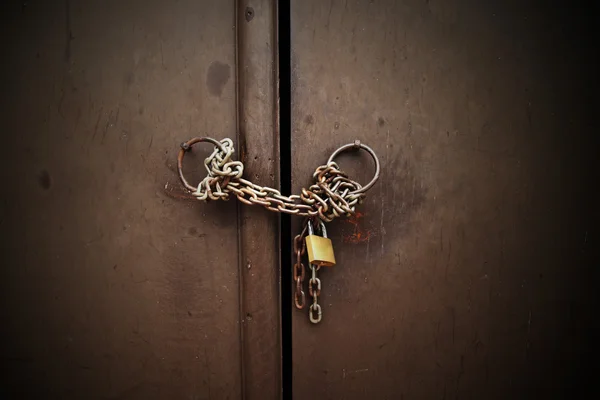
top-left (290, 1), bottom-right (593, 398)
top-left (0, 1), bottom-right (249, 398)
top-left (236, 0), bottom-right (282, 399)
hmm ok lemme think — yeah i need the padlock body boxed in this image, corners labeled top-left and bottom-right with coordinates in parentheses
top-left (305, 235), bottom-right (336, 267)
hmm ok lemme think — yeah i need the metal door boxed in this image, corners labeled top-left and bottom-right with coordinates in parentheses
top-left (290, 1), bottom-right (593, 399)
top-left (1, 1), bottom-right (280, 399)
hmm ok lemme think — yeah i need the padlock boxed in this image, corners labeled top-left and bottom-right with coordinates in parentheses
top-left (305, 220), bottom-right (336, 267)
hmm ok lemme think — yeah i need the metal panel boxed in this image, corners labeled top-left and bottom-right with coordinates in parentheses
top-left (0, 0), bottom-right (277, 398)
top-left (290, 1), bottom-right (593, 399)
top-left (237, 0), bottom-right (282, 399)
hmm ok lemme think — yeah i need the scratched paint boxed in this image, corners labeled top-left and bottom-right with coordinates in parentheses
top-left (343, 211), bottom-right (375, 244)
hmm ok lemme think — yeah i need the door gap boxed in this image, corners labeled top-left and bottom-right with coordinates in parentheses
top-left (278, 0), bottom-right (293, 398)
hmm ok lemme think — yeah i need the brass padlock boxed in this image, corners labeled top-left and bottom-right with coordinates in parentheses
top-left (305, 220), bottom-right (336, 267)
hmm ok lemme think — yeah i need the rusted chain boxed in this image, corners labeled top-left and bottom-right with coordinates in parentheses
top-left (177, 137), bottom-right (380, 222)
top-left (293, 233), bottom-right (307, 309)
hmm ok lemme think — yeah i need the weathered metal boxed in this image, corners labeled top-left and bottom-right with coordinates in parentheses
top-left (290, 0), bottom-right (593, 398)
top-left (0, 0), bottom-right (280, 399)
top-left (236, 0), bottom-right (281, 398)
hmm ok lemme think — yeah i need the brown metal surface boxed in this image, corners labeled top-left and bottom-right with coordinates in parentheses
top-left (0, 1), bottom-right (276, 399)
top-left (236, 0), bottom-right (282, 399)
top-left (290, 1), bottom-right (593, 398)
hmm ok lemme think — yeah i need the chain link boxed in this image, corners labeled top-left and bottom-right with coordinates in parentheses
top-left (293, 234), bottom-right (306, 309)
top-left (308, 264), bottom-right (322, 324)
top-left (179, 138), bottom-right (366, 222)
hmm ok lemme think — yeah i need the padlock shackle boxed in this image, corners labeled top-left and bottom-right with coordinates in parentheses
top-left (318, 220), bottom-right (327, 238)
top-left (307, 218), bottom-right (327, 238)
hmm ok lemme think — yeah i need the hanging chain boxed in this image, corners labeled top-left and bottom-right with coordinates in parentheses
top-left (293, 233), bottom-right (306, 309)
top-left (308, 264), bottom-right (322, 324)
top-left (178, 137), bottom-right (380, 222)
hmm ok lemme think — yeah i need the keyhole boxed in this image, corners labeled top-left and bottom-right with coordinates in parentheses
top-left (245, 7), bottom-right (254, 22)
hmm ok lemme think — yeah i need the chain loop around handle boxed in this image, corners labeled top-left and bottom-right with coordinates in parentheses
top-left (178, 137), bottom-right (228, 191)
top-left (177, 137), bottom-right (380, 222)
top-left (326, 140), bottom-right (380, 194)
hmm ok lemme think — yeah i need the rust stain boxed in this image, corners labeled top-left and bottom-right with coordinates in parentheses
top-left (343, 211), bottom-right (374, 244)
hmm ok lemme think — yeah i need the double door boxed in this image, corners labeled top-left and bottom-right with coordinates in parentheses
top-left (1, 1), bottom-right (592, 399)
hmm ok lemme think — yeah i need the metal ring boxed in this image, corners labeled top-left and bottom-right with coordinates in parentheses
top-left (327, 140), bottom-right (380, 194)
top-left (177, 137), bottom-right (226, 192)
